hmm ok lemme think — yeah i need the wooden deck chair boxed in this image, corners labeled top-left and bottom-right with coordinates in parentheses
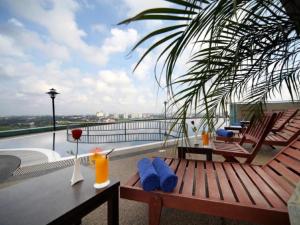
top-left (121, 136), bottom-right (300, 225)
top-left (213, 112), bottom-right (277, 163)
top-left (224, 109), bottom-right (298, 133)
top-left (272, 109), bottom-right (299, 132)
top-left (217, 111), bottom-right (300, 147)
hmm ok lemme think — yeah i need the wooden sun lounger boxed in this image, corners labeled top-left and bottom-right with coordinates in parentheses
top-left (213, 113), bottom-right (277, 163)
top-left (121, 136), bottom-right (300, 225)
top-left (272, 109), bottom-right (299, 132)
top-left (217, 111), bottom-right (300, 146)
top-left (224, 109), bottom-right (298, 133)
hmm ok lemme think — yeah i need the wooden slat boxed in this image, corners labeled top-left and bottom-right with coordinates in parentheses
top-left (264, 166), bottom-right (294, 194)
top-left (214, 163), bottom-right (236, 202)
top-left (125, 172), bottom-right (140, 186)
top-left (253, 166), bottom-right (290, 204)
top-left (267, 134), bottom-right (285, 142)
top-left (291, 140), bottom-right (300, 149)
top-left (280, 129), bottom-right (294, 137)
top-left (284, 148), bottom-right (300, 160)
top-left (243, 165), bottom-right (286, 209)
top-left (284, 126), bottom-right (298, 133)
top-left (214, 143), bottom-right (246, 153)
top-left (276, 132), bottom-right (292, 141)
top-left (195, 161), bottom-right (206, 198)
top-left (268, 161), bottom-right (300, 185)
top-left (276, 154), bottom-right (300, 172)
top-left (288, 122), bottom-right (300, 129)
top-left (134, 179), bottom-right (142, 188)
top-left (206, 162), bottom-right (221, 200)
top-left (223, 163), bottom-right (252, 205)
top-left (181, 161), bottom-right (195, 196)
top-left (232, 164), bottom-right (270, 208)
top-left (165, 158), bottom-right (172, 166)
top-left (170, 159), bottom-right (180, 172)
top-left (174, 160), bottom-right (187, 193)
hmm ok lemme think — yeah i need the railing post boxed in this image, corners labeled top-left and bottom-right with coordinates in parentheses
top-left (66, 126), bottom-right (69, 141)
top-left (87, 125), bottom-right (89, 143)
top-left (124, 122), bottom-right (127, 142)
top-left (159, 121), bottom-right (161, 140)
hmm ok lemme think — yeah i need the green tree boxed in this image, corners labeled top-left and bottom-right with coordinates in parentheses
top-left (119, 0), bottom-right (300, 134)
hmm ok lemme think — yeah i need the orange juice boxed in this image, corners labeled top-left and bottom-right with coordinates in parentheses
top-left (202, 132), bottom-right (209, 146)
top-left (95, 154), bottom-right (109, 184)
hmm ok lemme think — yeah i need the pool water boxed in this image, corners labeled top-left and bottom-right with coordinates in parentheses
top-left (0, 130), bottom-right (152, 157)
top-left (0, 119), bottom-right (226, 157)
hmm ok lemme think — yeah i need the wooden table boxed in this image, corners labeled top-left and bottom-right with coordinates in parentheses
top-left (0, 166), bottom-right (119, 225)
top-left (177, 140), bottom-right (213, 160)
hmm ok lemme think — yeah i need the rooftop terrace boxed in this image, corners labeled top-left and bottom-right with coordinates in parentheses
top-left (0, 141), bottom-right (281, 225)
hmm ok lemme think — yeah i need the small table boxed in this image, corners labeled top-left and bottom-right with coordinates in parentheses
top-left (0, 166), bottom-right (119, 225)
top-left (177, 140), bottom-right (213, 160)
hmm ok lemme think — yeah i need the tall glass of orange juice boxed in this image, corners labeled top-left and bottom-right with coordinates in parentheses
top-left (202, 132), bottom-right (209, 146)
top-left (94, 153), bottom-right (110, 189)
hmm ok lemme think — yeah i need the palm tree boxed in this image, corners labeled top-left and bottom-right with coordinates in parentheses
top-left (119, 0), bottom-right (300, 134)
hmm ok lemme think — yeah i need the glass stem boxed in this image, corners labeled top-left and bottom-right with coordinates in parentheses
top-left (75, 140), bottom-right (78, 159)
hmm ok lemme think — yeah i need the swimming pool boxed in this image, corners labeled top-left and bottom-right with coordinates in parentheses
top-left (0, 118), bottom-right (226, 158)
top-left (0, 130), bottom-right (156, 157)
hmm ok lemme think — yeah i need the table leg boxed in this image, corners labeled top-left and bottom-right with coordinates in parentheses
top-left (72, 219), bottom-right (82, 225)
top-left (207, 150), bottom-right (212, 161)
top-left (108, 186), bottom-right (119, 225)
top-left (177, 148), bottom-right (185, 159)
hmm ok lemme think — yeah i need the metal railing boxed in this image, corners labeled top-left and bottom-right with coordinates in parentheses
top-left (67, 119), bottom-right (182, 144)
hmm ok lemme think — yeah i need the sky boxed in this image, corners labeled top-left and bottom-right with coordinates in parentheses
top-left (0, 0), bottom-right (173, 116)
top-left (0, 0), bottom-right (294, 117)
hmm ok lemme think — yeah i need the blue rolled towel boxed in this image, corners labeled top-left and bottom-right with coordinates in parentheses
top-left (152, 157), bottom-right (178, 192)
top-left (137, 158), bottom-right (160, 191)
top-left (216, 128), bottom-right (234, 137)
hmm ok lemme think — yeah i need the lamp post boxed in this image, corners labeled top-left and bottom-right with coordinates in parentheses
top-left (46, 88), bottom-right (59, 132)
top-left (164, 101), bottom-right (167, 135)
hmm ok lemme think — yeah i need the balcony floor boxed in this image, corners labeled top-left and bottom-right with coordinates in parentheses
top-left (83, 144), bottom-right (279, 225)
top-left (0, 144), bottom-right (280, 225)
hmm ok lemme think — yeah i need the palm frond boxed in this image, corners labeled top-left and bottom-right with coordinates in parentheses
top-left (119, 0), bottom-right (300, 135)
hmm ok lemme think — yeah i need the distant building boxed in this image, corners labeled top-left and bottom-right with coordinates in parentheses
top-left (102, 118), bottom-right (116, 123)
top-left (29, 122), bottom-right (35, 128)
top-left (142, 113), bottom-right (151, 119)
top-left (96, 111), bottom-right (105, 118)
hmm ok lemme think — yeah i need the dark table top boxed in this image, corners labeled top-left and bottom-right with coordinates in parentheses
top-left (178, 139), bottom-right (214, 149)
top-left (0, 166), bottom-right (119, 225)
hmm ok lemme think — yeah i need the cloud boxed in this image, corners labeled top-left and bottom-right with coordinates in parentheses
top-left (8, 18), bottom-right (24, 27)
top-left (101, 28), bottom-right (139, 57)
top-left (132, 48), bottom-right (155, 81)
top-left (0, 18), bottom-right (70, 62)
top-left (0, 34), bottom-right (26, 58)
top-left (122, 0), bottom-right (171, 29)
top-left (0, 0), bottom-right (169, 115)
top-left (5, 0), bottom-right (138, 66)
top-left (0, 57), bottom-right (161, 115)
top-left (77, 0), bottom-right (95, 9)
top-left (91, 23), bottom-right (107, 33)
top-left (122, 0), bottom-right (170, 16)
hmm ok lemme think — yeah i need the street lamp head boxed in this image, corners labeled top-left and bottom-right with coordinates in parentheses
top-left (164, 101), bottom-right (167, 105)
top-left (46, 88), bottom-right (59, 98)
